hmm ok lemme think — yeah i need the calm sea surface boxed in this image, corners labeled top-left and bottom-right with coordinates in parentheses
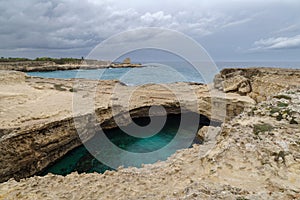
top-left (28, 61), bottom-right (300, 85)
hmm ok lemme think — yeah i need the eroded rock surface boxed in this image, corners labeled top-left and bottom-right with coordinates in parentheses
top-left (0, 70), bottom-right (254, 182)
top-left (0, 87), bottom-right (299, 200)
top-left (214, 67), bottom-right (300, 102)
top-left (0, 67), bottom-right (299, 199)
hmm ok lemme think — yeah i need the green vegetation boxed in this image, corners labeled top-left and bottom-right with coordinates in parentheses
top-left (286, 91), bottom-right (295, 94)
top-left (277, 102), bottom-right (289, 107)
top-left (0, 56), bottom-right (83, 64)
top-left (274, 94), bottom-right (292, 100)
top-left (253, 123), bottom-right (274, 136)
top-left (35, 57), bottom-right (83, 64)
top-left (0, 57), bottom-right (31, 62)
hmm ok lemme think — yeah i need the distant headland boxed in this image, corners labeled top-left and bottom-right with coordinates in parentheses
top-left (0, 57), bottom-right (142, 72)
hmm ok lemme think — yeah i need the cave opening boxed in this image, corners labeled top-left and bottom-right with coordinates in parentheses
top-left (40, 112), bottom-right (217, 176)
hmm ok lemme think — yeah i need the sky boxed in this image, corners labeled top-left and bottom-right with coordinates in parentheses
top-left (0, 0), bottom-right (300, 61)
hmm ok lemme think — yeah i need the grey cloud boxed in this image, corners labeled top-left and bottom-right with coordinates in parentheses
top-left (274, 24), bottom-right (300, 35)
top-left (0, 0), bottom-right (126, 50)
top-left (0, 0), bottom-right (257, 52)
top-left (1, 0), bottom-right (300, 60)
top-left (253, 35), bottom-right (300, 50)
top-left (140, 11), bottom-right (172, 25)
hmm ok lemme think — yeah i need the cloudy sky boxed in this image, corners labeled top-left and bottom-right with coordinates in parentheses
top-left (0, 0), bottom-right (300, 61)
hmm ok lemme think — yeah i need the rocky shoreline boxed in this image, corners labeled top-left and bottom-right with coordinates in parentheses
top-left (0, 60), bottom-right (142, 72)
top-left (0, 67), bottom-right (299, 199)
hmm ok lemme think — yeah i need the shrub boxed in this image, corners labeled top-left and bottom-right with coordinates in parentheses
top-left (277, 102), bottom-right (288, 107)
top-left (274, 94), bottom-right (291, 100)
top-left (253, 123), bottom-right (273, 135)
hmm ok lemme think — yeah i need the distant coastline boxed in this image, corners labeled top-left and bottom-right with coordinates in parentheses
top-left (0, 57), bottom-right (142, 72)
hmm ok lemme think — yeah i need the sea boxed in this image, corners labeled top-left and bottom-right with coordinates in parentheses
top-left (28, 61), bottom-right (300, 86)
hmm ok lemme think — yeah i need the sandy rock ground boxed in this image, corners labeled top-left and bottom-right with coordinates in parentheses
top-left (0, 85), bottom-right (299, 199)
top-left (0, 70), bottom-right (257, 184)
top-left (0, 70), bottom-right (254, 129)
top-left (0, 68), bottom-right (299, 199)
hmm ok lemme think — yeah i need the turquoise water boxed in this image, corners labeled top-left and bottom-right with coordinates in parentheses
top-left (41, 114), bottom-right (208, 175)
top-left (27, 61), bottom-right (300, 85)
top-left (27, 63), bottom-right (206, 85)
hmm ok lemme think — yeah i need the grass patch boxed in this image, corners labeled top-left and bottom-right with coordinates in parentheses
top-left (277, 102), bottom-right (289, 107)
top-left (274, 94), bottom-right (292, 100)
top-left (286, 91), bottom-right (295, 94)
top-left (253, 123), bottom-right (274, 136)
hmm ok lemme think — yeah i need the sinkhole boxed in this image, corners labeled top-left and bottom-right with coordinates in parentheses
top-left (41, 112), bottom-right (215, 176)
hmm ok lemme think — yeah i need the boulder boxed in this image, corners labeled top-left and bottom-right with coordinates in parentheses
top-left (197, 126), bottom-right (221, 142)
top-left (222, 75), bottom-right (251, 94)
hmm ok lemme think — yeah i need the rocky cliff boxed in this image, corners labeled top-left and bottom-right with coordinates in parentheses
top-left (214, 67), bottom-right (300, 102)
top-left (0, 67), bottom-right (299, 199)
top-left (0, 70), bottom-right (254, 183)
top-left (0, 82), bottom-right (299, 199)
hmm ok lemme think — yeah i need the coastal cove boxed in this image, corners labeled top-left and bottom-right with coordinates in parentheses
top-left (41, 113), bottom-right (211, 176)
top-left (0, 67), bottom-right (299, 199)
top-left (0, 68), bottom-right (259, 182)
top-left (1, 1), bottom-right (300, 197)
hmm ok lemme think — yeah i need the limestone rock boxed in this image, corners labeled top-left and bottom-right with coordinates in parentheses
top-left (0, 70), bottom-right (26, 84)
top-left (0, 70), bottom-right (254, 182)
top-left (214, 67), bottom-right (300, 102)
top-left (0, 68), bottom-right (299, 199)
top-left (213, 73), bottom-right (223, 90)
top-left (238, 79), bottom-right (251, 94)
top-left (197, 126), bottom-right (221, 142)
top-left (0, 87), bottom-right (299, 199)
top-left (222, 75), bottom-right (250, 94)
top-left (0, 60), bottom-right (141, 72)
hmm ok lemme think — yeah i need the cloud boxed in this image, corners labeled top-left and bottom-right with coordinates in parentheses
top-left (274, 24), bottom-right (300, 34)
top-left (221, 17), bottom-right (252, 29)
top-left (0, 0), bottom-right (136, 50)
top-left (0, 0), bottom-right (256, 53)
top-left (253, 35), bottom-right (300, 50)
top-left (140, 11), bottom-right (172, 25)
top-left (1, 0), bottom-right (300, 60)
